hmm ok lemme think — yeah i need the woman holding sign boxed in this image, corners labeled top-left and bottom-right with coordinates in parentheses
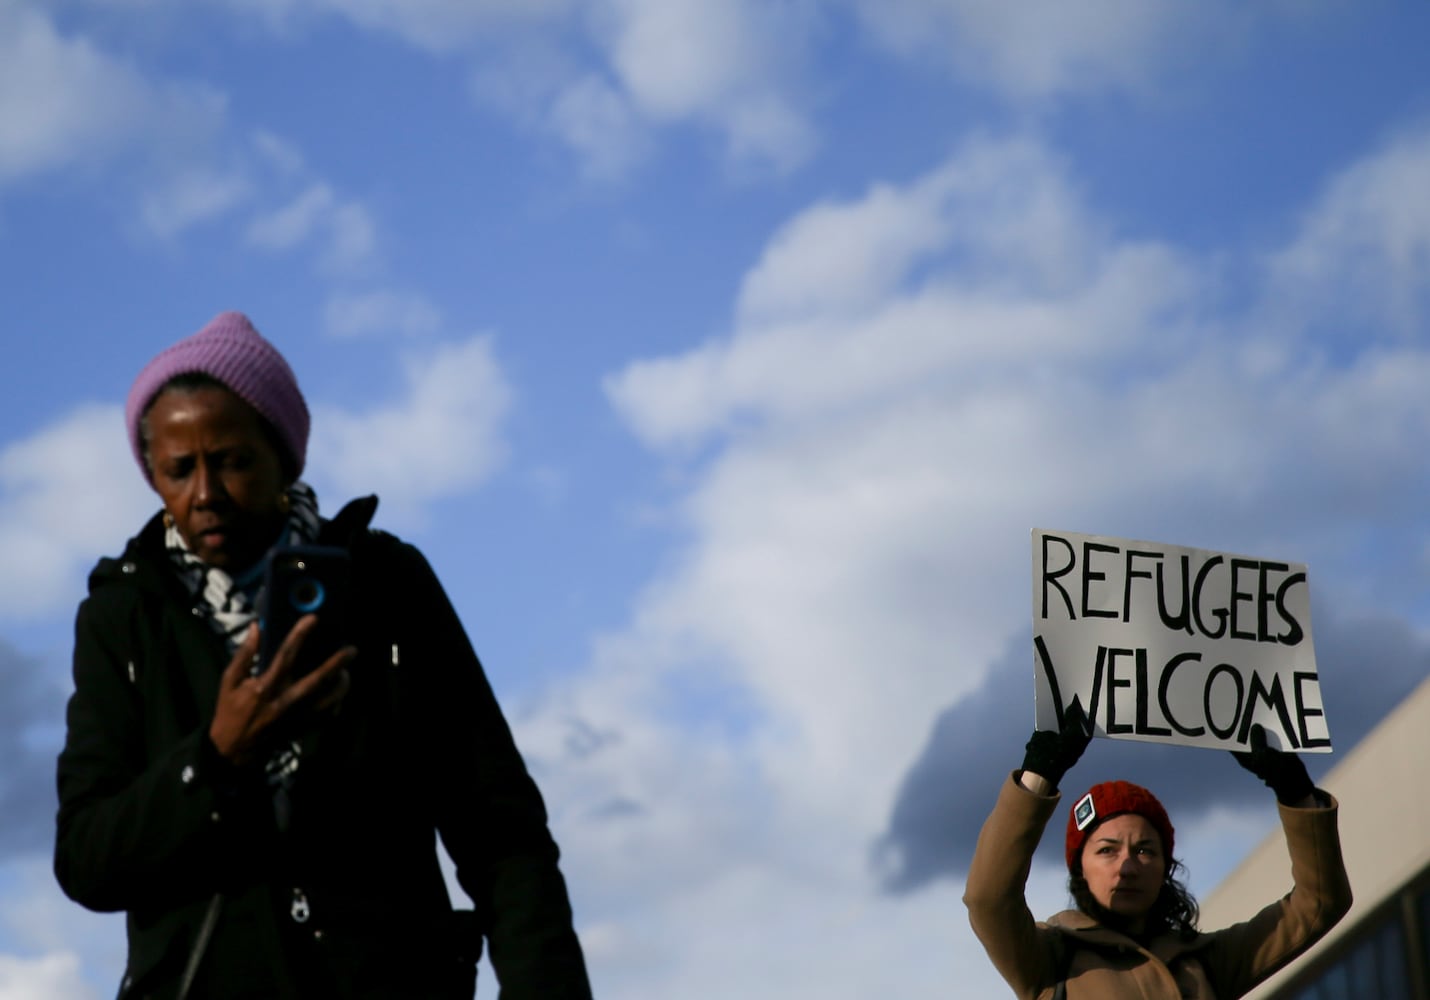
top-left (962, 709), bottom-right (1351, 999)
top-left (54, 312), bottom-right (592, 999)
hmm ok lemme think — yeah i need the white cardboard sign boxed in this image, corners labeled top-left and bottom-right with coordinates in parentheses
top-left (1032, 529), bottom-right (1332, 753)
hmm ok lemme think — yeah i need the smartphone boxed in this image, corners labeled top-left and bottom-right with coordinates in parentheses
top-left (255, 544), bottom-right (353, 679)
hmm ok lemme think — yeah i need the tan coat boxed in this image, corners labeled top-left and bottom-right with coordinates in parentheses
top-left (963, 774), bottom-right (1352, 1000)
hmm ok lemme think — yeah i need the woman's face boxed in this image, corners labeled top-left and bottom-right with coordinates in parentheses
top-left (1079, 813), bottom-right (1167, 927)
top-left (144, 384), bottom-right (288, 570)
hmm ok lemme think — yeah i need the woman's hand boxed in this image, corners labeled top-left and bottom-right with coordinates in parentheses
top-left (1019, 703), bottom-right (1093, 793)
top-left (1232, 724), bottom-right (1316, 807)
top-left (209, 618), bottom-right (356, 766)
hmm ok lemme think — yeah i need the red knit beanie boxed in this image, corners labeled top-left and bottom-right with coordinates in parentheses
top-left (1065, 780), bottom-right (1174, 871)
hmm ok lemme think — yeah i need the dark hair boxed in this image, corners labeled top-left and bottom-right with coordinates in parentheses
top-left (139, 372), bottom-right (297, 482)
top-left (1068, 856), bottom-right (1201, 941)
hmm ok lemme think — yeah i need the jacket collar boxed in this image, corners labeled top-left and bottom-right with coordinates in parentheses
top-left (87, 509), bottom-right (173, 597)
top-left (1047, 908), bottom-right (1210, 964)
top-left (88, 495), bottom-right (380, 597)
top-left (320, 494), bottom-right (379, 547)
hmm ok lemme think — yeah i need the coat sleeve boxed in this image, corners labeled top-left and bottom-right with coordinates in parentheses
top-left (386, 540), bottom-right (593, 999)
top-left (962, 773), bottom-right (1068, 1000)
top-left (1197, 793), bottom-right (1352, 998)
top-left (53, 590), bottom-right (266, 914)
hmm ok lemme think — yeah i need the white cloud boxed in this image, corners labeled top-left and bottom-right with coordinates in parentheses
top-left (548, 74), bottom-right (651, 179)
top-left (250, 129), bottom-right (307, 175)
top-left (594, 0), bottom-right (817, 171)
top-left (844, 0), bottom-right (1242, 101)
top-left (0, 858), bottom-right (120, 1000)
top-left (218, 0), bottom-right (572, 51)
top-left (308, 335), bottom-right (513, 519)
top-left (0, 4), bottom-right (225, 187)
top-left (464, 31), bottom-right (578, 119)
top-left (468, 0), bottom-right (819, 175)
top-left (0, 953), bottom-right (95, 1000)
top-left (601, 0), bottom-right (757, 119)
top-left (732, 135), bottom-right (1106, 323)
top-left (245, 182), bottom-right (378, 273)
top-left (0, 406), bottom-right (156, 621)
top-left (323, 289), bottom-right (443, 339)
top-left (36, 0), bottom-right (1323, 191)
top-left (138, 167), bottom-right (251, 238)
top-left (1267, 124), bottom-right (1430, 337)
top-left (321, 200), bottom-right (378, 273)
top-left (0, 6), bottom-right (384, 281)
top-left (245, 183), bottom-right (336, 249)
top-left (133, 136), bottom-right (380, 271)
top-left (606, 136), bottom-right (1174, 450)
top-left (207, 0), bottom-right (816, 175)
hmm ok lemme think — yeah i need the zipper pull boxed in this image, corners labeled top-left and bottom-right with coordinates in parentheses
top-left (290, 888), bottom-right (311, 924)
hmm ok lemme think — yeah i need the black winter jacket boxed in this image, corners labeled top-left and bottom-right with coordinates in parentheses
top-left (55, 497), bottom-right (592, 999)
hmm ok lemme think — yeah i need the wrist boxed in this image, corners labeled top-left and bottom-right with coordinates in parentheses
top-left (1273, 779), bottom-right (1315, 806)
top-left (1018, 769), bottom-right (1056, 796)
top-left (207, 721), bottom-right (252, 769)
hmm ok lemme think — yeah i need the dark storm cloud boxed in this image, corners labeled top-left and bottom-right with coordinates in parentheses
top-left (874, 599), bottom-right (1430, 893)
top-left (0, 639), bottom-right (67, 859)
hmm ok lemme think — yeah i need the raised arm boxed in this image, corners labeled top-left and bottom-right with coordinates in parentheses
top-left (963, 707), bottom-right (1091, 999)
top-left (1200, 727), bottom-right (1352, 996)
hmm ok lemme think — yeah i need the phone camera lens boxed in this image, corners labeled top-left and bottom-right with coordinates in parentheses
top-left (289, 577), bottom-right (326, 614)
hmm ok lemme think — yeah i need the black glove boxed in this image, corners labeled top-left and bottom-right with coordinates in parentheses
top-left (1232, 724), bottom-right (1315, 805)
top-left (1021, 703), bottom-right (1093, 790)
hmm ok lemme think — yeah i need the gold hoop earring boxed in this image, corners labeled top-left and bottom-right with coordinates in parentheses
top-left (277, 492), bottom-right (291, 514)
top-left (162, 510), bottom-right (174, 529)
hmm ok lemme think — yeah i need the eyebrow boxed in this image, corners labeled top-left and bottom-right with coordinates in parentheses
top-left (157, 442), bottom-right (244, 461)
top-left (1094, 836), bottom-right (1158, 847)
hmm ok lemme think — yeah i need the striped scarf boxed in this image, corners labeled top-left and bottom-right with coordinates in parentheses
top-left (163, 481), bottom-right (322, 650)
top-left (164, 481), bottom-right (322, 806)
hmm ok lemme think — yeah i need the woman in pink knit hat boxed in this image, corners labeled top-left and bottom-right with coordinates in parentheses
top-left (962, 706), bottom-right (1351, 999)
top-left (55, 312), bottom-right (593, 1000)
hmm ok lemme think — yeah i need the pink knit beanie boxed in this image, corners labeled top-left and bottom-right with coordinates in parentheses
top-left (126, 311), bottom-right (309, 483)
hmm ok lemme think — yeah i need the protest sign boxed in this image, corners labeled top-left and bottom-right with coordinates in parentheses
top-left (1032, 529), bottom-right (1331, 753)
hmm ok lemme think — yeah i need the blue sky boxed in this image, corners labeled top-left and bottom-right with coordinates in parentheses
top-left (3, 2), bottom-right (1430, 997)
